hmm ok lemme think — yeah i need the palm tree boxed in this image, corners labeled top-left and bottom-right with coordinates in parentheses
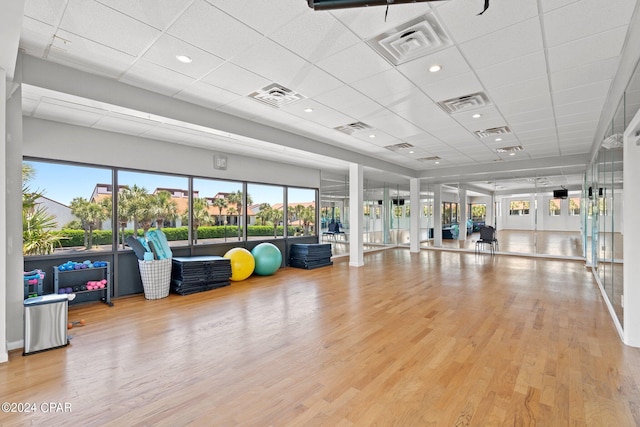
top-left (300, 205), bottom-right (315, 235)
top-left (227, 190), bottom-right (252, 240)
top-left (269, 208), bottom-right (283, 238)
top-left (70, 197), bottom-right (108, 249)
top-left (127, 184), bottom-right (150, 236)
top-left (212, 197), bottom-right (228, 226)
top-left (152, 190), bottom-right (178, 229)
top-left (184, 197), bottom-right (211, 244)
top-left (22, 163), bottom-right (64, 255)
top-left (256, 203), bottom-right (272, 225)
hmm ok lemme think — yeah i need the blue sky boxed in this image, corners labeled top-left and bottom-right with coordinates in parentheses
top-left (25, 161), bottom-right (314, 206)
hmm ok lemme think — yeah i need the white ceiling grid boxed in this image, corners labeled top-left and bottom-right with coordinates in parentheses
top-left (16, 0), bottom-right (639, 189)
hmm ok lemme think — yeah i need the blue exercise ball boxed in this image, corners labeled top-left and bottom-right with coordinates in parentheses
top-left (251, 243), bottom-right (282, 276)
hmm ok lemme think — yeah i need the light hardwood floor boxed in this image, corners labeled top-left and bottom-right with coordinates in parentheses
top-left (2, 249), bottom-right (639, 426)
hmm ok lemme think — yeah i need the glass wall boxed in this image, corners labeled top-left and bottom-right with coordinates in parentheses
top-left (246, 183), bottom-right (284, 240)
top-left (191, 178), bottom-right (243, 244)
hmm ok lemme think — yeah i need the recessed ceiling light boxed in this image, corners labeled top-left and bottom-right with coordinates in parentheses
top-left (509, 152), bottom-right (516, 156)
top-left (304, 108), bottom-right (313, 113)
top-left (429, 64), bottom-right (442, 73)
top-left (472, 113), bottom-right (482, 119)
top-left (369, 134), bottom-right (376, 138)
top-left (435, 161), bottom-right (440, 164)
top-left (176, 55), bottom-right (193, 63)
top-left (495, 137), bottom-right (502, 142)
top-left (409, 150), bottom-right (414, 154)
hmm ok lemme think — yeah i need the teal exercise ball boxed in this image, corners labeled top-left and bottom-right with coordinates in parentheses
top-left (251, 243), bottom-right (282, 276)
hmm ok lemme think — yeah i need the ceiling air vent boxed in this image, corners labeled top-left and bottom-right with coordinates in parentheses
top-left (248, 83), bottom-right (306, 108)
top-left (474, 126), bottom-right (511, 138)
top-left (418, 156), bottom-right (441, 162)
top-left (367, 13), bottom-right (452, 66)
top-left (384, 143), bottom-right (414, 151)
top-left (496, 145), bottom-right (524, 154)
top-left (334, 122), bottom-right (373, 135)
top-left (437, 92), bottom-right (492, 114)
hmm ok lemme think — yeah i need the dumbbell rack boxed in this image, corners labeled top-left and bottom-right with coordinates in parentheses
top-left (53, 262), bottom-right (113, 307)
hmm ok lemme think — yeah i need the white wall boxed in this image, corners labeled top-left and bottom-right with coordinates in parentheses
top-left (23, 117), bottom-right (320, 189)
top-left (498, 193), bottom-right (582, 232)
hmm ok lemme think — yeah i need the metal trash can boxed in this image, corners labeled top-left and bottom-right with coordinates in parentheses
top-left (23, 294), bottom-right (69, 355)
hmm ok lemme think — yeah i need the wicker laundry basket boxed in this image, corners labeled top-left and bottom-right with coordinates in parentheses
top-left (138, 258), bottom-right (172, 299)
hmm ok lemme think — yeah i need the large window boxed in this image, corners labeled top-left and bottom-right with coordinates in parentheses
top-left (116, 171), bottom-right (189, 248)
top-left (442, 202), bottom-right (459, 225)
top-left (192, 178), bottom-right (243, 244)
top-left (22, 160), bottom-right (112, 255)
top-left (549, 199), bottom-right (561, 216)
top-left (569, 197), bottom-right (580, 216)
top-left (509, 200), bottom-right (530, 216)
top-left (287, 187), bottom-right (317, 237)
top-left (247, 183), bottom-right (284, 240)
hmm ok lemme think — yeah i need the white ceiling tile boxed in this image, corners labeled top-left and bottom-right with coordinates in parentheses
top-left (553, 80), bottom-right (612, 106)
top-left (459, 18), bottom-right (543, 70)
top-left (351, 69), bottom-right (415, 101)
top-left (489, 77), bottom-right (550, 105)
top-left (167, 0), bottom-right (264, 60)
top-left (281, 99), bottom-right (353, 128)
top-left (547, 26), bottom-right (629, 72)
top-left (540, 0), bottom-right (579, 13)
top-left (543, 0), bottom-right (637, 48)
top-left (360, 111), bottom-right (424, 138)
top-left (550, 57), bottom-right (620, 91)
top-left (95, 0), bottom-right (193, 31)
top-left (59, 0), bottom-right (161, 56)
top-left (510, 118), bottom-right (556, 134)
top-left (120, 60), bottom-right (196, 96)
top-left (202, 63), bottom-right (271, 96)
top-left (504, 109), bottom-right (554, 127)
top-left (269, 12), bottom-right (360, 63)
top-left (211, 0), bottom-right (308, 36)
top-left (313, 85), bottom-right (381, 119)
top-left (397, 47), bottom-right (472, 88)
top-left (475, 51), bottom-right (548, 89)
top-left (282, 65), bottom-right (344, 99)
top-left (554, 97), bottom-right (606, 117)
top-left (555, 110), bottom-right (603, 127)
top-left (23, 0), bottom-right (67, 26)
top-left (47, 30), bottom-right (137, 78)
top-left (422, 72), bottom-right (484, 103)
top-left (173, 81), bottom-right (239, 110)
top-left (499, 94), bottom-right (553, 117)
top-left (141, 34), bottom-right (225, 79)
top-left (316, 43), bottom-right (393, 84)
top-left (231, 38), bottom-right (310, 85)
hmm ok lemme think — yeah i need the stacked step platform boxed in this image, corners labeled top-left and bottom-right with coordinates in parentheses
top-left (171, 256), bottom-right (232, 295)
top-left (289, 244), bottom-right (333, 269)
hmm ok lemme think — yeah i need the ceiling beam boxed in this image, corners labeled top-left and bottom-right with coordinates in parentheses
top-left (0, 0), bottom-right (24, 81)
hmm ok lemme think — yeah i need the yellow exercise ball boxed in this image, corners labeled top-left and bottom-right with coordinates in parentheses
top-left (224, 247), bottom-right (255, 281)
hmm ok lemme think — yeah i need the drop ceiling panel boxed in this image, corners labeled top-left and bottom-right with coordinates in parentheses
top-left (201, 63), bottom-right (271, 96)
top-left (140, 34), bottom-right (225, 79)
top-left (543, 0), bottom-right (637, 48)
top-left (230, 38), bottom-right (311, 86)
top-left (280, 65), bottom-right (344, 100)
top-left (553, 80), bottom-right (612, 107)
top-left (489, 77), bottom-right (550, 105)
top-left (351, 69), bottom-right (416, 102)
top-left (458, 18), bottom-right (543, 70)
top-left (499, 94), bottom-right (553, 117)
top-left (167, 1), bottom-right (263, 60)
top-left (174, 81), bottom-right (239, 110)
top-left (550, 57), bottom-right (620, 92)
top-left (547, 26), bottom-right (629, 72)
top-left (23, 0), bottom-right (66, 25)
top-left (505, 109), bottom-right (554, 127)
top-left (540, 0), bottom-right (582, 13)
top-left (510, 118), bottom-right (557, 134)
top-left (95, 0), bottom-right (193, 31)
top-left (422, 72), bottom-right (484, 103)
top-left (281, 100), bottom-right (354, 128)
top-left (397, 47), bottom-right (472, 87)
top-left (436, 0), bottom-right (539, 44)
top-left (46, 30), bottom-right (137, 79)
top-left (312, 85), bottom-right (381, 119)
top-left (269, 12), bottom-right (360, 63)
top-left (555, 110), bottom-right (602, 127)
top-left (213, 0), bottom-right (308, 36)
top-left (59, 0), bottom-right (161, 56)
top-left (316, 43), bottom-right (393, 84)
top-left (475, 51), bottom-right (548, 89)
top-left (120, 60), bottom-right (196, 97)
top-left (554, 97), bottom-right (606, 117)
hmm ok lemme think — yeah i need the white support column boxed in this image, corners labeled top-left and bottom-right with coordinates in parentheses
top-left (459, 188), bottom-right (468, 242)
top-left (623, 109), bottom-right (640, 347)
top-left (349, 163), bottom-right (364, 267)
top-left (1, 70), bottom-right (8, 363)
top-left (5, 80), bottom-right (23, 352)
top-left (433, 184), bottom-right (442, 247)
top-left (410, 178), bottom-right (420, 253)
